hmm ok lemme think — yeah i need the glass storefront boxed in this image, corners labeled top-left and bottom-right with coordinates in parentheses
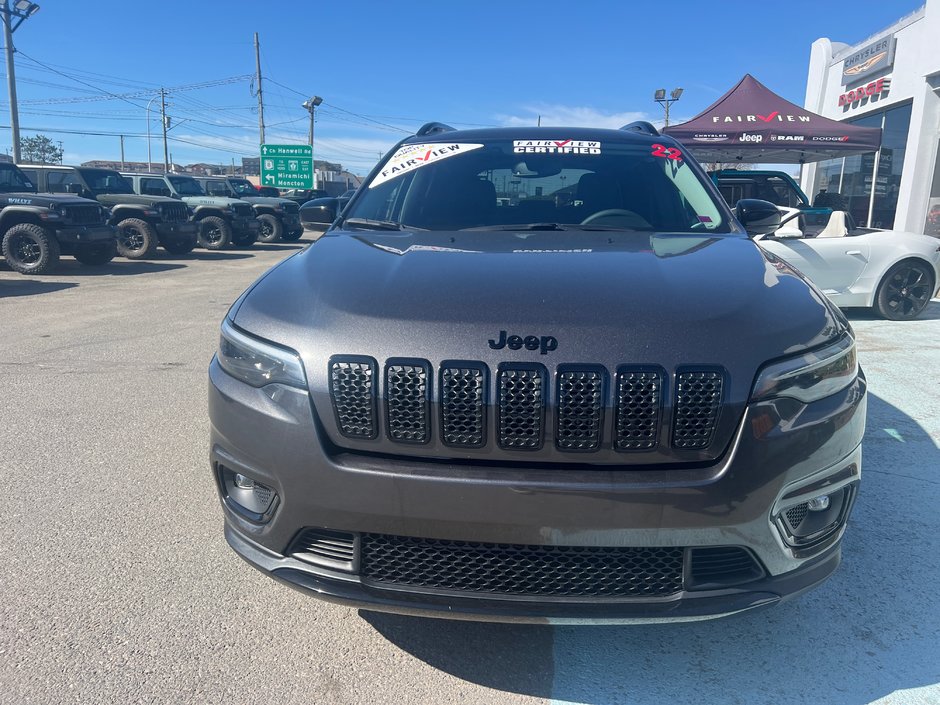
top-left (812, 102), bottom-right (912, 229)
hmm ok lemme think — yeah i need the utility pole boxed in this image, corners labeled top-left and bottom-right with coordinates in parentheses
top-left (254, 32), bottom-right (265, 145)
top-left (1, 1), bottom-right (39, 164)
top-left (119, 135), bottom-right (125, 170)
top-left (160, 87), bottom-right (169, 173)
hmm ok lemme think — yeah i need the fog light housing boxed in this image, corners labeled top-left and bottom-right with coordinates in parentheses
top-left (777, 485), bottom-right (856, 548)
top-left (218, 464), bottom-right (278, 522)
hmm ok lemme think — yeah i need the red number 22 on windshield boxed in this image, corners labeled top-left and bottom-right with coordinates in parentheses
top-left (651, 144), bottom-right (683, 161)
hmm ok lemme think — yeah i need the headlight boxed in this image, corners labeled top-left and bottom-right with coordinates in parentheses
top-left (218, 318), bottom-right (306, 389)
top-left (751, 334), bottom-right (857, 403)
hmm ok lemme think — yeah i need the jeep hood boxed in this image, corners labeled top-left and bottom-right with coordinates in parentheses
top-left (95, 193), bottom-right (178, 208)
top-left (182, 196), bottom-right (244, 207)
top-left (239, 195), bottom-right (295, 208)
top-left (232, 229), bottom-right (843, 464)
top-left (0, 193), bottom-right (99, 207)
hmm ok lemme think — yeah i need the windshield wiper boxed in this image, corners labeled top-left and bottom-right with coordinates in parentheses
top-left (343, 218), bottom-right (404, 231)
top-left (461, 223), bottom-right (568, 231)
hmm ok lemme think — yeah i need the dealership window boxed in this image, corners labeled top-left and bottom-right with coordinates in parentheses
top-left (812, 102), bottom-right (912, 228)
top-left (927, 139), bottom-right (940, 238)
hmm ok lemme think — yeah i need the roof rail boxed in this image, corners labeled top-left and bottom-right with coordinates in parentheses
top-left (416, 121), bottom-right (456, 136)
top-left (620, 121), bottom-right (660, 136)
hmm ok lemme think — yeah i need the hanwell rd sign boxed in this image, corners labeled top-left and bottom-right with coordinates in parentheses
top-left (260, 144), bottom-right (313, 189)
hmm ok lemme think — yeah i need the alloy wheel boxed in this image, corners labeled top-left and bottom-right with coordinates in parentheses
top-left (884, 265), bottom-right (932, 318)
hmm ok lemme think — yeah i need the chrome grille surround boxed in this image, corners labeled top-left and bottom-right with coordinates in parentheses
top-left (329, 356), bottom-right (378, 439)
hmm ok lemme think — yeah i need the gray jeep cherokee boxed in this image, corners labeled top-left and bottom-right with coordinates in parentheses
top-left (208, 122), bottom-right (866, 623)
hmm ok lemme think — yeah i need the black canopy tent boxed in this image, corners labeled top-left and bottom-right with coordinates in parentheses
top-left (663, 74), bottom-right (882, 163)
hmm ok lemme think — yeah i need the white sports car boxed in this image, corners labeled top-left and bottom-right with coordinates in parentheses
top-left (755, 207), bottom-right (940, 320)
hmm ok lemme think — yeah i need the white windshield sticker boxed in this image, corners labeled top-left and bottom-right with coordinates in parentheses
top-left (370, 143), bottom-right (484, 187)
top-left (512, 139), bottom-right (601, 154)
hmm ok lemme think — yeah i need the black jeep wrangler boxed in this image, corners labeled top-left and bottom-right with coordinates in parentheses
top-left (20, 165), bottom-right (197, 259)
top-left (121, 172), bottom-right (259, 250)
top-left (196, 176), bottom-right (303, 243)
top-left (0, 162), bottom-right (115, 275)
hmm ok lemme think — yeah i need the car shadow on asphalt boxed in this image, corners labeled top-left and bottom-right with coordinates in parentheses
top-left (164, 251), bottom-right (254, 261)
top-left (364, 393), bottom-right (940, 705)
top-left (844, 300), bottom-right (940, 322)
top-left (0, 280), bottom-right (78, 298)
top-left (50, 260), bottom-right (188, 276)
top-left (247, 243), bottom-right (308, 252)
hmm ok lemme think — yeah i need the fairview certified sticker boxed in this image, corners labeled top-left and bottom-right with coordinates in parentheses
top-left (513, 139), bottom-right (601, 154)
top-left (370, 143), bottom-right (484, 187)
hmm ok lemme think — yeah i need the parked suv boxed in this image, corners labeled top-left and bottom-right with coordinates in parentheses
top-left (0, 162), bottom-right (114, 274)
top-left (209, 122), bottom-right (866, 623)
top-left (196, 176), bottom-right (303, 243)
top-left (20, 165), bottom-right (196, 259)
top-left (121, 173), bottom-right (258, 250)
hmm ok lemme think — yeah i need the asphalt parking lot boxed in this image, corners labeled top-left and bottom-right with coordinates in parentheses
top-left (1, 243), bottom-right (938, 705)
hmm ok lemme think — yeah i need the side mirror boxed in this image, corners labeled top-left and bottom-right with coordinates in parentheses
top-left (66, 183), bottom-right (84, 196)
top-left (735, 199), bottom-right (781, 238)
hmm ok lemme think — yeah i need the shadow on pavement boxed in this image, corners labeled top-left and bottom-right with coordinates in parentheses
top-left (247, 243), bottom-right (307, 252)
top-left (45, 260), bottom-right (188, 276)
top-left (844, 299), bottom-right (940, 322)
top-left (361, 612), bottom-right (554, 698)
top-left (365, 393), bottom-right (940, 704)
top-left (168, 251), bottom-right (254, 261)
top-left (0, 280), bottom-right (78, 298)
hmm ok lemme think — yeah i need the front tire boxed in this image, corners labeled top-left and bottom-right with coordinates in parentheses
top-left (280, 228), bottom-right (303, 242)
top-left (197, 216), bottom-right (232, 250)
top-left (256, 213), bottom-right (283, 243)
top-left (116, 218), bottom-right (160, 259)
top-left (874, 260), bottom-right (936, 320)
top-left (73, 241), bottom-right (116, 266)
top-left (1, 223), bottom-right (61, 275)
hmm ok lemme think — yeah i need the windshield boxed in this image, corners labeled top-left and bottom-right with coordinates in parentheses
top-left (0, 164), bottom-right (36, 193)
top-left (346, 139), bottom-right (727, 232)
top-left (77, 168), bottom-right (134, 194)
top-left (228, 179), bottom-right (256, 196)
top-left (168, 176), bottom-right (204, 196)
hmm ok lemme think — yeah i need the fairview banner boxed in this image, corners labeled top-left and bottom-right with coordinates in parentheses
top-left (663, 74), bottom-right (882, 163)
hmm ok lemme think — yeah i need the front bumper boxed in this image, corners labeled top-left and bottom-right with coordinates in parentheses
top-left (53, 224), bottom-right (114, 244)
top-left (232, 216), bottom-right (260, 234)
top-left (208, 359), bottom-right (866, 622)
top-left (155, 221), bottom-right (197, 238)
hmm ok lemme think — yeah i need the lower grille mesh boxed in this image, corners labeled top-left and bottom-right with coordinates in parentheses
top-left (360, 534), bottom-right (684, 597)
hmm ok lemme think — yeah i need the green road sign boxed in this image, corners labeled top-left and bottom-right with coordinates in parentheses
top-left (260, 144), bottom-right (313, 189)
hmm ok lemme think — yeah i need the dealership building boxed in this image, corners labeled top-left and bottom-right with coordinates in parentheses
top-left (801, 0), bottom-right (940, 236)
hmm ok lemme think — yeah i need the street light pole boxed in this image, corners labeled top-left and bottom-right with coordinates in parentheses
top-left (653, 87), bottom-right (684, 128)
top-left (145, 94), bottom-right (160, 170)
top-left (1, 0), bottom-right (39, 164)
top-left (302, 95), bottom-right (322, 187)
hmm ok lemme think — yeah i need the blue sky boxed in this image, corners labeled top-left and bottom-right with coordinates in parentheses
top-left (1, 0), bottom-right (921, 175)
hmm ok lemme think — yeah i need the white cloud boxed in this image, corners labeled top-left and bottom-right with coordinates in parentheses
top-left (496, 104), bottom-right (660, 130)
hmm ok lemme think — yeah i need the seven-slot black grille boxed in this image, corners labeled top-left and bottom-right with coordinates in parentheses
top-left (440, 365), bottom-right (486, 447)
top-left (283, 202), bottom-right (300, 214)
top-left (385, 362), bottom-right (430, 443)
top-left (326, 359), bottom-right (726, 453)
top-left (62, 204), bottom-right (103, 224)
top-left (673, 370), bottom-right (723, 449)
top-left (160, 202), bottom-right (190, 223)
top-left (233, 202), bottom-right (253, 218)
top-left (614, 368), bottom-right (663, 451)
top-left (497, 366), bottom-right (545, 449)
top-left (360, 534), bottom-right (685, 597)
top-left (329, 358), bottom-right (377, 439)
top-left (556, 369), bottom-right (604, 451)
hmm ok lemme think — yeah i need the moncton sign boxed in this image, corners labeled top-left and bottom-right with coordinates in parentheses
top-left (841, 34), bottom-right (896, 86)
